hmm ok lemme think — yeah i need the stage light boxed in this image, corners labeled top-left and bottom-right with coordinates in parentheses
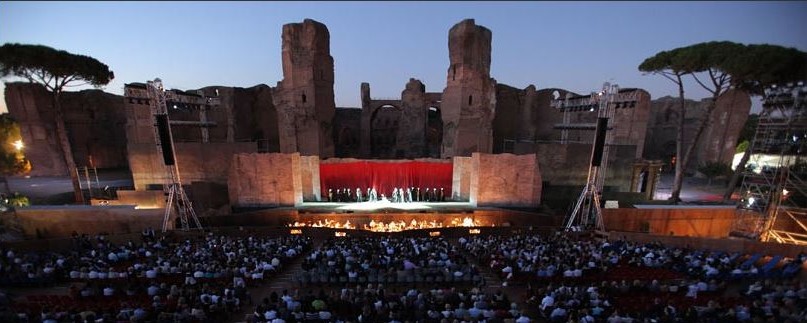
top-left (334, 231), bottom-right (347, 237)
top-left (290, 229), bottom-right (302, 235)
top-left (747, 197), bottom-right (756, 207)
top-left (429, 231), bottom-right (441, 237)
top-left (468, 229), bottom-right (481, 234)
top-left (12, 140), bottom-right (23, 151)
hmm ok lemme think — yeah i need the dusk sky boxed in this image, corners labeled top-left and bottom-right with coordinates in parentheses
top-left (1, 1), bottom-right (806, 113)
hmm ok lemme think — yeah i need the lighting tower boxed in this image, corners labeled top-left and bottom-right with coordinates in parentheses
top-left (145, 78), bottom-right (203, 232)
top-left (554, 82), bottom-right (621, 232)
top-left (736, 81), bottom-right (807, 244)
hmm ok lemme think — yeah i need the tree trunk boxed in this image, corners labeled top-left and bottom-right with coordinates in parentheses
top-left (722, 145), bottom-right (752, 202)
top-left (669, 76), bottom-right (686, 203)
top-left (52, 93), bottom-right (85, 204)
top-left (675, 98), bottom-right (720, 201)
top-left (0, 176), bottom-right (10, 196)
top-left (672, 80), bottom-right (727, 203)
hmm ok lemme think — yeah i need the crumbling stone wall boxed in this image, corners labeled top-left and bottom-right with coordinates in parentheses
top-left (201, 85), bottom-right (279, 152)
top-left (644, 89), bottom-right (750, 172)
top-left (123, 83), bottom-right (260, 190)
top-left (273, 19), bottom-right (336, 158)
top-left (333, 108), bottom-right (361, 158)
top-left (4, 82), bottom-right (128, 176)
top-left (228, 153), bottom-right (303, 207)
top-left (396, 78), bottom-right (429, 158)
top-left (698, 89), bottom-right (751, 167)
top-left (359, 80), bottom-right (442, 159)
top-left (470, 153), bottom-right (542, 207)
top-left (440, 19), bottom-right (497, 158)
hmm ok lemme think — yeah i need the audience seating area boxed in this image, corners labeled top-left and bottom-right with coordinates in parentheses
top-left (0, 230), bottom-right (804, 322)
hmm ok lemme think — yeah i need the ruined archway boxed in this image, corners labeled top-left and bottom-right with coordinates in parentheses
top-left (339, 127), bottom-right (356, 149)
top-left (426, 106), bottom-right (443, 158)
top-left (370, 104), bottom-right (402, 158)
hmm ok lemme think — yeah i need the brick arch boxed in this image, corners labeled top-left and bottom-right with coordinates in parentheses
top-left (370, 104), bottom-right (403, 158)
top-left (426, 106), bottom-right (443, 158)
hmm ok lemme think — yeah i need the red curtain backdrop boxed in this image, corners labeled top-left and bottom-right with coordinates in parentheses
top-left (319, 161), bottom-right (453, 199)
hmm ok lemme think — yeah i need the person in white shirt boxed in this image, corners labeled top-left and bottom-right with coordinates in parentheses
top-left (696, 280), bottom-right (708, 292)
top-left (318, 310), bottom-right (332, 320)
top-left (103, 287), bottom-right (114, 296)
top-left (515, 314), bottom-right (531, 323)
top-left (541, 294), bottom-right (555, 311)
top-left (147, 284), bottom-right (159, 296)
top-left (686, 282), bottom-right (699, 299)
top-left (550, 307), bottom-right (567, 320)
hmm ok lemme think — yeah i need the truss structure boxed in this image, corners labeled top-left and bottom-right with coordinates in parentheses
top-left (145, 78), bottom-right (203, 232)
top-left (735, 81), bottom-right (807, 244)
top-left (551, 82), bottom-right (639, 231)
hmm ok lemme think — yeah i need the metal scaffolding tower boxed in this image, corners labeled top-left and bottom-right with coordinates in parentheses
top-left (145, 78), bottom-right (203, 232)
top-left (551, 82), bottom-right (638, 231)
top-left (736, 81), bottom-right (807, 244)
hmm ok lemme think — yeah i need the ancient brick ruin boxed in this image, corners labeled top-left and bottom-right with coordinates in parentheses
top-left (4, 83), bottom-right (128, 176)
top-left (273, 19), bottom-right (336, 158)
top-left (440, 19), bottom-right (497, 158)
top-left (3, 18), bottom-right (750, 198)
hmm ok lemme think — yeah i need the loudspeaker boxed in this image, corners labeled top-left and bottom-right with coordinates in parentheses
top-left (590, 117), bottom-right (609, 167)
top-left (155, 114), bottom-right (175, 166)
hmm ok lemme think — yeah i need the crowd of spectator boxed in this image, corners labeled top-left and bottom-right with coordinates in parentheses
top-left (1, 231), bottom-right (312, 322)
top-left (296, 237), bottom-right (483, 287)
top-left (2, 229), bottom-right (805, 322)
top-left (248, 285), bottom-right (530, 323)
top-left (461, 232), bottom-right (806, 322)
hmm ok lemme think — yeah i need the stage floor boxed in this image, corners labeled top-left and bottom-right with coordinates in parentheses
top-left (296, 201), bottom-right (474, 213)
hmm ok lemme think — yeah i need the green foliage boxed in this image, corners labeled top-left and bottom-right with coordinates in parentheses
top-left (5, 193), bottom-right (29, 207)
top-left (0, 43), bottom-right (114, 92)
top-left (736, 140), bottom-right (750, 153)
top-left (0, 114), bottom-right (30, 176)
top-left (737, 114), bottom-right (759, 146)
top-left (698, 161), bottom-right (732, 185)
top-left (725, 44), bottom-right (807, 95)
top-left (0, 43), bottom-right (113, 204)
top-left (640, 42), bottom-right (807, 95)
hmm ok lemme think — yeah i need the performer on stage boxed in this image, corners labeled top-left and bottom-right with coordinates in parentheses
top-left (415, 187), bottom-right (421, 202)
top-left (370, 187), bottom-right (378, 202)
top-left (438, 187), bottom-right (445, 202)
top-left (327, 188), bottom-right (333, 202)
top-left (424, 188), bottom-right (431, 202)
top-left (366, 187), bottom-right (372, 202)
top-left (406, 187), bottom-right (413, 203)
top-left (356, 188), bottom-right (363, 202)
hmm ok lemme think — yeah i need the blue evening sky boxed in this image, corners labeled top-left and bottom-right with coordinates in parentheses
top-left (1, 1), bottom-right (805, 113)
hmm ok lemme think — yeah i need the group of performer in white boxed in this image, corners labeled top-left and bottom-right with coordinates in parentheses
top-left (327, 186), bottom-right (445, 203)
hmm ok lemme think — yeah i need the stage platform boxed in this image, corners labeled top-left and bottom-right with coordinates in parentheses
top-left (208, 200), bottom-right (562, 230)
top-left (296, 201), bottom-right (477, 213)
